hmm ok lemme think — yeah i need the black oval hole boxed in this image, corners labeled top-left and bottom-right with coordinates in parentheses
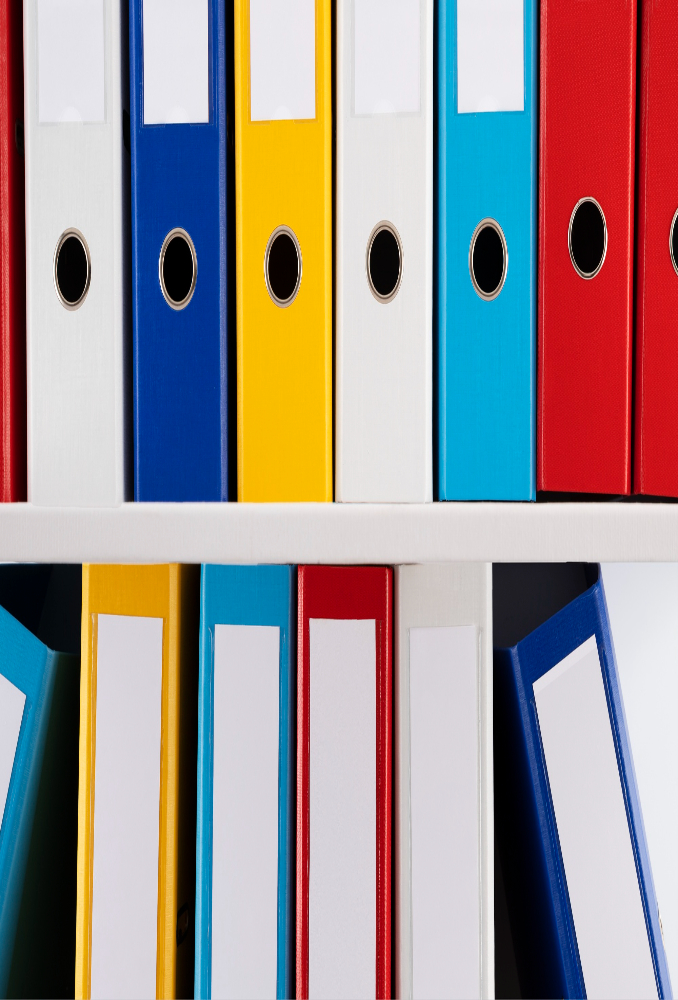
top-left (267, 231), bottom-right (300, 304)
top-left (472, 224), bottom-right (505, 297)
top-left (162, 234), bottom-right (194, 305)
top-left (369, 227), bottom-right (401, 300)
top-left (671, 213), bottom-right (678, 275)
top-left (570, 199), bottom-right (606, 277)
top-left (56, 234), bottom-right (89, 306)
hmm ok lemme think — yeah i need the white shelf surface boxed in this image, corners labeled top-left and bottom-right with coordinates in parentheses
top-left (0, 501), bottom-right (677, 563)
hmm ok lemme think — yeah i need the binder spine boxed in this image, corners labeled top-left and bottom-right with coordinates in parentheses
top-left (0, 0), bottom-right (26, 501)
top-left (335, 0), bottom-right (433, 503)
top-left (195, 568), bottom-right (214, 1000)
top-left (494, 643), bottom-right (580, 998)
top-left (537, 0), bottom-right (636, 493)
top-left (0, 641), bottom-right (57, 997)
top-left (633, 0), bottom-right (678, 498)
top-left (496, 577), bottom-right (672, 998)
top-left (130, 0), bottom-right (229, 501)
top-left (296, 565), bottom-right (392, 1000)
top-left (395, 563), bottom-right (493, 998)
top-left (437, 0), bottom-right (537, 501)
top-left (593, 584), bottom-right (673, 997)
top-left (195, 565), bottom-right (295, 1000)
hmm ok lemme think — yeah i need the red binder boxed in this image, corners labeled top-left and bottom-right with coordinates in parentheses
top-left (0, 0), bottom-right (25, 501)
top-left (538, 0), bottom-right (636, 494)
top-left (634, 0), bottom-right (678, 496)
top-left (297, 565), bottom-right (391, 1000)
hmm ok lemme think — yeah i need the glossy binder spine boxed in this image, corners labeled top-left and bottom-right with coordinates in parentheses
top-left (394, 563), bottom-right (494, 998)
top-left (0, 611), bottom-right (68, 995)
top-left (633, 0), bottom-right (678, 497)
top-left (235, 0), bottom-right (332, 501)
top-left (296, 565), bottom-right (392, 999)
top-left (0, 0), bottom-right (25, 501)
top-left (538, 0), bottom-right (636, 493)
top-left (494, 570), bottom-right (671, 997)
top-left (195, 564), bottom-right (295, 999)
top-left (74, 564), bottom-right (199, 1000)
top-left (335, 0), bottom-right (433, 503)
top-left (130, 0), bottom-right (229, 500)
top-left (437, 0), bottom-right (537, 500)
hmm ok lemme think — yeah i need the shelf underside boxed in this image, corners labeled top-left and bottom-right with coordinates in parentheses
top-left (0, 501), bottom-right (676, 563)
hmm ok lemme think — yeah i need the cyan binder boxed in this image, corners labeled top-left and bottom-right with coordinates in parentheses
top-left (0, 603), bottom-right (77, 996)
top-left (195, 564), bottom-right (295, 999)
top-left (130, 0), bottom-right (229, 500)
top-left (494, 565), bottom-right (671, 998)
top-left (437, 0), bottom-right (536, 500)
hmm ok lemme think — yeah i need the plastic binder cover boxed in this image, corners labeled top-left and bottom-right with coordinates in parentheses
top-left (24, 0), bottom-right (130, 505)
top-left (0, 603), bottom-right (77, 996)
top-left (335, 0), bottom-right (432, 502)
top-left (75, 565), bottom-right (199, 1000)
top-left (130, 0), bottom-right (229, 501)
top-left (235, 0), bottom-right (332, 501)
top-left (0, 0), bottom-right (26, 501)
top-left (297, 566), bottom-right (391, 999)
top-left (437, 0), bottom-right (536, 501)
top-left (195, 565), bottom-right (295, 1000)
top-left (395, 564), bottom-right (493, 999)
top-left (493, 564), bottom-right (671, 999)
top-left (537, 0), bottom-right (636, 494)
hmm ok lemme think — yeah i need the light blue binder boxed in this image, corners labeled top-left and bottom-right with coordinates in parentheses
top-left (195, 565), bottom-right (295, 999)
top-left (437, 0), bottom-right (537, 500)
top-left (0, 605), bottom-right (76, 996)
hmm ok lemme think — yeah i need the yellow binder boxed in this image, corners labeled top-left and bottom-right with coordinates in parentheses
top-left (74, 565), bottom-right (199, 1000)
top-left (235, 0), bottom-right (332, 501)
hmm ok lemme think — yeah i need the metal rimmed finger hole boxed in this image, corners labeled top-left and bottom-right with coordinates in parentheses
top-left (265, 226), bottom-right (302, 307)
top-left (54, 229), bottom-right (91, 309)
top-left (670, 209), bottom-right (678, 276)
top-left (366, 222), bottom-right (402, 303)
top-left (569, 198), bottom-right (607, 279)
top-left (469, 218), bottom-right (507, 300)
top-left (159, 228), bottom-right (197, 309)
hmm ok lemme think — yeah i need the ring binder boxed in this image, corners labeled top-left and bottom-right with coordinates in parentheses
top-left (469, 218), bottom-right (507, 301)
top-left (53, 229), bottom-right (91, 310)
top-left (670, 209), bottom-right (678, 276)
top-left (159, 228), bottom-right (197, 310)
top-left (568, 197), bottom-right (607, 280)
top-left (264, 226), bottom-right (302, 307)
top-left (366, 222), bottom-right (402, 303)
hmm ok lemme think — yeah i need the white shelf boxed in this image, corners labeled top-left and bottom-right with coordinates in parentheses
top-left (0, 501), bottom-right (676, 563)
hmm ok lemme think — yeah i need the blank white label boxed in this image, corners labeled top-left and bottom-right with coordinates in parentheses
top-left (212, 625), bottom-right (280, 1000)
top-left (457, 0), bottom-right (524, 113)
top-left (0, 673), bottom-right (26, 830)
top-left (354, 0), bottom-right (420, 115)
top-left (250, 0), bottom-right (316, 121)
top-left (38, 0), bottom-right (105, 123)
top-left (91, 614), bottom-right (163, 1000)
top-left (534, 636), bottom-right (658, 1000)
top-left (309, 618), bottom-right (376, 1000)
top-left (143, 0), bottom-right (209, 125)
top-left (409, 626), bottom-right (480, 1000)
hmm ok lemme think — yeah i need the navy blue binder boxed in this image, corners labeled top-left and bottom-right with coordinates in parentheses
top-left (494, 565), bottom-right (672, 999)
top-left (130, 0), bottom-right (229, 500)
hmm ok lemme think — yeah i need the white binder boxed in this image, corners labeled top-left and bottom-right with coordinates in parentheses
top-left (395, 563), bottom-right (494, 999)
top-left (335, 0), bottom-right (432, 502)
top-left (25, 0), bottom-right (130, 505)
